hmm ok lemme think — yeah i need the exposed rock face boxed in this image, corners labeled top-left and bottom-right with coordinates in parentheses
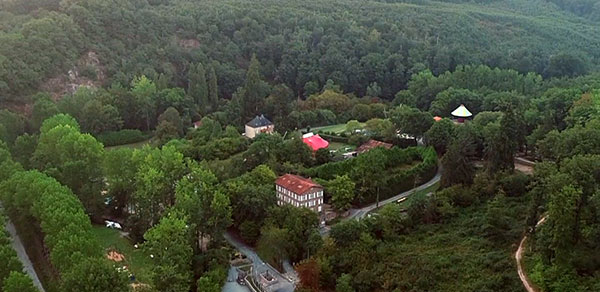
top-left (178, 38), bottom-right (200, 49)
top-left (40, 51), bottom-right (105, 100)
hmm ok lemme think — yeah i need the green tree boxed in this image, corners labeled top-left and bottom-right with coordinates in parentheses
top-left (40, 113), bottom-right (80, 134)
top-left (257, 226), bottom-right (290, 268)
top-left (547, 185), bottom-right (581, 266)
top-left (429, 87), bottom-right (481, 117)
top-left (155, 120), bottom-right (179, 146)
top-left (31, 95), bottom-right (59, 131)
top-left (2, 272), bottom-right (36, 292)
top-left (242, 54), bottom-right (268, 120)
top-left (366, 82), bottom-right (381, 97)
top-left (196, 268), bottom-right (225, 292)
top-left (336, 273), bottom-right (355, 292)
top-left (328, 175), bottom-right (356, 211)
top-left (32, 125), bottom-right (105, 216)
top-left (158, 107), bottom-right (183, 136)
top-left (345, 120), bottom-right (362, 133)
top-left (188, 63), bottom-right (208, 110)
top-left (544, 53), bottom-right (587, 78)
top-left (80, 99), bottom-right (123, 135)
top-left (12, 134), bottom-right (37, 169)
top-left (315, 148), bottom-right (332, 165)
top-left (130, 146), bottom-right (187, 237)
top-left (207, 65), bottom-right (219, 111)
top-left (143, 212), bottom-right (193, 292)
top-left (61, 258), bottom-right (129, 292)
top-left (131, 75), bottom-right (157, 131)
top-left (390, 105), bottom-right (433, 140)
top-left (351, 148), bottom-right (385, 204)
top-left (0, 110), bottom-right (25, 144)
top-left (441, 128), bottom-right (476, 187)
top-left (174, 165), bottom-right (231, 250)
top-left (425, 118), bottom-right (455, 153)
top-left (484, 105), bottom-right (521, 173)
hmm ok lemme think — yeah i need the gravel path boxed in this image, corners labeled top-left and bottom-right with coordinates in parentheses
top-left (515, 216), bottom-right (546, 292)
top-left (2, 208), bottom-right (45, 292)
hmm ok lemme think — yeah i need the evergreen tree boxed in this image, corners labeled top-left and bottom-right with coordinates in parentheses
top-left (441, 127), bottom-right (476, 187)
top-left (242, 54), bottom-right (266, 120)
top-left (188, 63), bottom-right (208, 112)
top-left (484, 104), bottom-right (521, 173)
top-left (207, 64), bottom-right (219, 111)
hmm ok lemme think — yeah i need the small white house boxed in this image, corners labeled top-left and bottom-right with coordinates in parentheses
top-left (245, 115), bottom-right (274, 138)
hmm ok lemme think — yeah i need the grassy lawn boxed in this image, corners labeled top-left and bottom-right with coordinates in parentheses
top-left (305, 122), bottom-right (365, 134)
top-left (328, 142), bottom-right (355, 151)
top-left (105, 138), bottom-right (151, 151)
top-left (90, 225), bottom-right (154, 284)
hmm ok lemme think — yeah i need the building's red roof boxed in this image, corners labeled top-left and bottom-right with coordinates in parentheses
top-left (356, 139), bottom-right (393, 154)
top-left (276, 174), bottom-right (322, 195)
top-left (302, 134), bottom-right (329, 151)
top-left (433, 116), bottom-right (442, 122)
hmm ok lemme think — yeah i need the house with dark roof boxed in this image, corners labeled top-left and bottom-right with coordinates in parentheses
top-left (356, 139), bottom-right (393, 154)
top-left (275, 174), bottom-right (324, 213)
top-left (245, 114), bottom-right (274, 138)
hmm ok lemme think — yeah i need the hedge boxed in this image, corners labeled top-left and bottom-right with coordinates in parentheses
top-left (96, 129), bottom-right (148, 147)
top-left (318, 133), bottom-right (350, 144)
top-left (303, 146), bottom-right (438, 206)
top-left (0, 170), bottom-right (127, 290)
top-left (0, 211), bottom-right (34, 289)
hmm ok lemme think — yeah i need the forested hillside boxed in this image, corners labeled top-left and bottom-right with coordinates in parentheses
top-left (0, 0), bottom-right (598, 103)
top-left (1, 0), bottom-right (600, 291)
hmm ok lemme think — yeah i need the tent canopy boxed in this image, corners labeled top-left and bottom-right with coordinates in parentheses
top-left (302, 133), bottom-right (329, 151)
top-left (451, 104), bottom-right (472, 118)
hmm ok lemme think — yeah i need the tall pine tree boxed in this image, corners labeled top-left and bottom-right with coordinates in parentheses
top-left (207, 64), bottom-right (219, 112)
top-left (188, 63), bottom-right (208, 112)
top-left (242, 54), bottom-right (266, 120)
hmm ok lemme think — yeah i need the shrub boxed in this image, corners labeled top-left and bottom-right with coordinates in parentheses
top-left (499, 172), bottom-right (530, 197)
top-left (96, 129), bottom-right (148, 147)
top-left (437, 185), bottom-right (478, 207)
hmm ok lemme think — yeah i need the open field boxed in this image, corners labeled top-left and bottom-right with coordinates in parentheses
top-left (305, 122), bottom-right (365, 135)
top-left (104, 139), bottom-right (151, 151)
top-left (90, 226), bottom-right (154, 284)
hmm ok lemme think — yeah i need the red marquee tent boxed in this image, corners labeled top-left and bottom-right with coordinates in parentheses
top-left (302, 133), bottom-right (329, 151)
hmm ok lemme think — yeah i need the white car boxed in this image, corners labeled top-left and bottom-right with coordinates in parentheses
top-left (105, 220), bottom-right (122, 230)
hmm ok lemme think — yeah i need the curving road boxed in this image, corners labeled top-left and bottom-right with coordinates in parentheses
top-left (348, 169), bottom-right (441, 220)
top-left (2, 204), bottom-right (45, 292)
top-left (515, 216), bottom-right (546, 292)
top-left (223, 167), bottom-right (442, 291)
top-left (319, 167), bottom-right (442, 235)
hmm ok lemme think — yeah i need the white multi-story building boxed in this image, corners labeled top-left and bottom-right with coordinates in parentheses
top-left (275, 174), bottom-right (324, 213)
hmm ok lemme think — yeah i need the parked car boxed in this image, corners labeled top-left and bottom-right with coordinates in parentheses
top-left (105, 220), bottom-right (122, 230)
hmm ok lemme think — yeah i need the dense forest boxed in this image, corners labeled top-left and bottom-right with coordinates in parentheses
top-left (0, 0), bottom-right (600, 291)
top-left (0, 0), bottom-right (598, 104)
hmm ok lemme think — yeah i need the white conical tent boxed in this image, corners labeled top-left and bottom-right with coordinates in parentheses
top-left (451, 104), bottom-right (472, 118)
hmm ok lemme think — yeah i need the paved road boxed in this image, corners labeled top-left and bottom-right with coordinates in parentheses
top-left (224, 232), bottom-right (295, 292)
top-left (319, 168), bottom-right (442, 235)
top-left (348, 169), bottom-right (441, 220)
top-left (1, 205), bottom-right (45, 292)
top-left (223, 167), bottom-right (441, 291)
